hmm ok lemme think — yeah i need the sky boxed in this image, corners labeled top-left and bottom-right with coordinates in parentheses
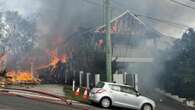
top-left (0, 0), bottom-right (41, 17)
top-left (0, 0), bottom-right (195, 39)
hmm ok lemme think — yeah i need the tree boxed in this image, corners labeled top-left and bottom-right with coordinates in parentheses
top-left (161, 28), bottom-right (195, 99)
top-left (0, 11), bottom-right (38, 55)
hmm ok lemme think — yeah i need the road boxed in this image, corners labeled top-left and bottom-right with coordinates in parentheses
top-left (141, 88), bottom-right (195, 110)
top-left (0, 94), bottom-right (86, 110)
top-left (1, 85), bottom-right (195, 110)
top-left (0, 93), bottom-right (194, 110)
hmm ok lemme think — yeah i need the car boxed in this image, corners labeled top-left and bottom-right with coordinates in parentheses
top-left (89, 82), bottom-right (156, 110)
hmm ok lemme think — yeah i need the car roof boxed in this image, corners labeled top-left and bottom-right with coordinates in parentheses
top-left (101, 81), bottom-right (134, 88)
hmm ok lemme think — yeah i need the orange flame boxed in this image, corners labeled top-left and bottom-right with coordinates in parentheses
top-left (6, 70), bottom-right (40, 84)
top-left (49, 50), bottom-right (60, 68)
top-left (36, 49), bottom-right (68, 71)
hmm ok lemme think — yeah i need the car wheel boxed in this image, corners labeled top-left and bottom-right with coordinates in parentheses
top-left (142, 104), bottom-right (152, 110)
top-left (100, 98), bottom-right (111, 108)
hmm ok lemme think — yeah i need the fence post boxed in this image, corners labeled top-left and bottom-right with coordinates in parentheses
top-left (134, 74), bottom-right (138, 91)
top-left (79, 71), bottom-right (83, 87)
top-left (87, 73), bottom-right (91, 89)
top-left (113, 74), bottom-right (123, 84)
top-left (123, 72), bottom-right (127, 84)
top-left (72, 80), bottom-right (75, 91)
top-left (95, 74), bottom-right (100, 85)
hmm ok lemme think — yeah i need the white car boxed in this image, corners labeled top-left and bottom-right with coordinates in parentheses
top-left (89, 82), bottom-right (156, 110)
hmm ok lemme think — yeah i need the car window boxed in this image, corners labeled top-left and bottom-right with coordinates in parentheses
top-left (95, 82), bottom-right (105, 88)
top-left (121, 86), bottom-right (136, 95)
top-left (110, 85), bottom-right (121, 92)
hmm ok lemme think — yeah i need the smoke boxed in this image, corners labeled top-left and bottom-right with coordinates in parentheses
top-left (0, 0), bottom-right (193, 87)
top-left (1, 0), bottom-right (194, 39)
top-left (31, 0), bottom-right (105, 50)
top-left (0, 0), bottom-right (107, 72)
top-left (37, 0), bottom-right (102, 34)
top-left (0, 0), bottom-right (41, 17)
top-left (113, 0), bottom-right (195, 38)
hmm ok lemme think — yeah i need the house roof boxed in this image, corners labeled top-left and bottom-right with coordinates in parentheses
top-left (95, 10), bottom-right (164, 39)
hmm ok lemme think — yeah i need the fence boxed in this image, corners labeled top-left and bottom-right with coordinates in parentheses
top-left (71, 71), bottom-right (138, 91)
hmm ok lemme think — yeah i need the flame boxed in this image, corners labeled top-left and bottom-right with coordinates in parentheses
top-left (49, 50), bottom-right (60, 68)
top-left (36, 49), bottom-right (68, 71)
top-left (59, 54), bottom-right (68, 63)
top-left (6, 70), bottom-right (40, 84)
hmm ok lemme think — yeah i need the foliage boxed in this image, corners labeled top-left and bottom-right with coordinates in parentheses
top-left (0, 11), bottom-right (37, 55)
top-left (160, 28), bottom-right (195, 99)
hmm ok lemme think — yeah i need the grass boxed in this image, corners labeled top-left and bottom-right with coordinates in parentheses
top-left (63, 85), bottom-right (90, 104)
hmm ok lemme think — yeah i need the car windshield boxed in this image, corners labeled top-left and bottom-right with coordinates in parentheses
top-left (95, 82), bottom-right (105, 88)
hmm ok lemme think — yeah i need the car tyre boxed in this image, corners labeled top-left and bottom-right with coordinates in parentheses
top-left (100, 98), bottom-right (111, 108)
top-left (142, 104), bottom-right (153, 110)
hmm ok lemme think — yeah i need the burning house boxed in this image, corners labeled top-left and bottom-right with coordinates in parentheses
top-left (0, 11), bottom-right (71, 85)
top-left (56, 10), bottom-right (176, 86)
top-left (36, 49), bottom-right (69, 84)
top-left (94, 10), bottom-right (175, 85)
top-left (0, 9), bottom-right (175, 86)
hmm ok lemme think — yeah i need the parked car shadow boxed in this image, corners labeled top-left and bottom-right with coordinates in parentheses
top-left (90, 102), bottom-right (135, 110)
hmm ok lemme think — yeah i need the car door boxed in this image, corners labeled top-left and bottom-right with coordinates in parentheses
top-left (120, 86), bottom-right (140, 109)
top-left (109, 85), bottom-right (127, 107)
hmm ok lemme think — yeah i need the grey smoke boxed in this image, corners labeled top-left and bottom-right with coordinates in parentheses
top-left (1, 0), bottom-right (195, 38)
top-left (0, 0), bottom-right (193, 88)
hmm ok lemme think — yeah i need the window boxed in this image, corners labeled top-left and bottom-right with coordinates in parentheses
top-left (95, 82), bottom-right (105, 88)
top-left (121, 86), bottom-right (136, 95)
top-left (110, 85), bottom-right (121, 92)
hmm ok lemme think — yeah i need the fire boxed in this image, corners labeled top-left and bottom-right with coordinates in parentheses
top-left (59, 54), bottom-right (68, 63)
top-left (36, 49), bottom-right (68, 71)
top-left (6, 70), bottom-right (40, 84)
top-left (49, 50), bottom-right (60, 68)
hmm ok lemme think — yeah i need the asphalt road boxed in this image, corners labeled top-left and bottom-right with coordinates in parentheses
top-left (1, 85), bottom-right (194, 110)
top-left (1, 93), bottom-right (193, 110)
top-left (0, 94), bottom-right (81, 110)
top-left (0, 93), bottom-right (113, 110)
top-left (141, 88), bottom-right (195, 110)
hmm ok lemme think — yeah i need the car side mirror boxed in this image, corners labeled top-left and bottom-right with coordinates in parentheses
top-left (136, 92), bottom-right (140, 97)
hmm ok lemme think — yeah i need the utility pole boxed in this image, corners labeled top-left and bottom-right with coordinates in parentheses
top-left (105, 0), bottom-right (112, 82)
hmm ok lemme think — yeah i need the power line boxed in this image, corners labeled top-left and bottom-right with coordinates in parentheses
top-left (61, 0), bottom-right (193, 48)
top-left (190, 0), bottom-right (195, 2)
top-left (80, 0), bottom-right (100, 6)
top-left (169, 0), bottom-right (195, 10)
top-left (81, 0), bottom-right (121, 11)
top-left (59, 0), bottom-right (102, 48)
top-left (81, 0), bottom-right (192, 29)
top-left (112, 0), bottom-right (192, 29)
top-left (135, 14), bottom-right (191, 29)
top-left (63, 26), bottom-right (98, 47)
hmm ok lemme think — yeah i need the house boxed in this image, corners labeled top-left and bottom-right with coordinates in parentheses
top-left (95, 10), bottom-right (175, 85)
